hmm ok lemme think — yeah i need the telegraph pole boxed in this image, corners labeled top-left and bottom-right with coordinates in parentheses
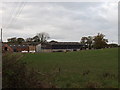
top-left (1, 28), bottom-right (2, 43)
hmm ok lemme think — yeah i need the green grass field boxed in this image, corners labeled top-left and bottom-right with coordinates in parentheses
top-left (21, 48), bottom-right (118, 88)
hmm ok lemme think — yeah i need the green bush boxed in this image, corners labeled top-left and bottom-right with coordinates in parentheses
top-left (2, 53), bottom-right (56, 88)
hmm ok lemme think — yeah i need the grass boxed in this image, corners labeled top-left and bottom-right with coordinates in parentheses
top-left (20, 48), bottom-right (118, 88)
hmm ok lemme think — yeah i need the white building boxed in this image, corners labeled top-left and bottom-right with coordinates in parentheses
top-left (36, 44), bottom-right (41, 52)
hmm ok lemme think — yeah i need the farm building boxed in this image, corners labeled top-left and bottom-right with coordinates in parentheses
top-left (36, 42), bottom-right (85, 52)
top-left (36, 44), bottom-right (41, 52)
top-left (2, 41), bottom-right (86, 53)
top-left (2, 43), bottom-right (29, 52)
top-left (2, 44), bottom-right (14, 53)
top-left (2, 42), bottom-right (38, 53)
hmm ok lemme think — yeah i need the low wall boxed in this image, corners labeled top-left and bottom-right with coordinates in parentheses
top-left (41, 49), bottom-right (52, 53)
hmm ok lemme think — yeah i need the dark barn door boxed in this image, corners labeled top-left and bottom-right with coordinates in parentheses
top-left (13, 49), bottom-right (17, 52)
top-left (4, 47), bottom-right (8, 51)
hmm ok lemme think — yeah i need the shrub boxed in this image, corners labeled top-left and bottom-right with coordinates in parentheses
top-left (2, 53), bottom-right (56, 88)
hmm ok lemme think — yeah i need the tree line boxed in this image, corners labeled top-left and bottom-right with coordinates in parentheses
top-left (80, 33), bottom-right (108, 49)
top-left (7, 32), bottom-right (119, 49)
top-left (7, 32), bottom-right (50, 44)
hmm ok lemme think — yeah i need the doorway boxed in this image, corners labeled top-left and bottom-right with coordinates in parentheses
top-left (4, 47), bottom-right (8, 51)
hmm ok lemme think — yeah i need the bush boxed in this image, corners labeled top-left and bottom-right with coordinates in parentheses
top-left (2, 53), bottom-right (55, 88)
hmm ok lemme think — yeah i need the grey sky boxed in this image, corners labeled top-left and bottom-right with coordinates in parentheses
top-left (0, 2), bottom-right (118, 43)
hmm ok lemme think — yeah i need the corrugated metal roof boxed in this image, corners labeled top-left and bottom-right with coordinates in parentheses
top-left (49, 42), bottom-right (82, 45)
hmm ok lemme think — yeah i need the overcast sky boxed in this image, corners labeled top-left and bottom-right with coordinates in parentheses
top-left (0, 2), bottom-right (118, 43)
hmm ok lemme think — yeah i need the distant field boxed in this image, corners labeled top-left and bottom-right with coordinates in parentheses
top-left (21, 48), bottom-right (118, 88)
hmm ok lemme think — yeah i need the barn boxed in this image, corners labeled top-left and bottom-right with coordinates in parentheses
top-left (2, 44), bottom-right (14, 53)
top-left (36, 42), bottom-right (85, 52)
top-left (2, 43), bottom-right (29, 52)
top-left (2, 41), bottom-right (86, 53)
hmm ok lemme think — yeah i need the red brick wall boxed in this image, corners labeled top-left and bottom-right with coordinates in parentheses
top-left (16, 47), bottom-right (29, 52)
top-left (2, 44), bottom-right (13, 52)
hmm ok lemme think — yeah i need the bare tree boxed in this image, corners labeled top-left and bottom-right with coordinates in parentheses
top-left (26, 38), bottom-right (33, 42)
top-left (35, 32), bottom-right (50, 43)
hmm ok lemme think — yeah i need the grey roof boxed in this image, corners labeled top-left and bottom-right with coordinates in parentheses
top-left (49, 42), bottom-right (82, 45)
